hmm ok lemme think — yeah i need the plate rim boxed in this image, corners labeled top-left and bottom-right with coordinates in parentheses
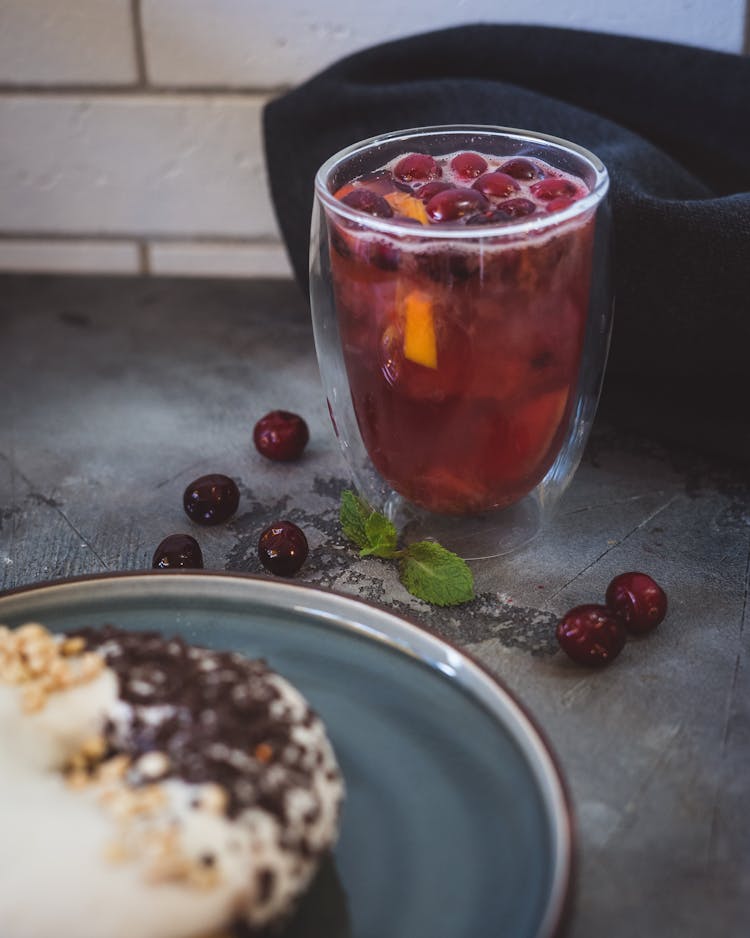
top-left (0, 570), bottom-right (575, 937)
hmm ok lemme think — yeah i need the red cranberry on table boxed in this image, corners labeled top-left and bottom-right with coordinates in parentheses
top-left (254, 410), bottom-right (309, 462)
top-left (472, 172), bottom-right (520, 199)
top-left (426, 187), bottom-right (489, 222)
top-left (605, 572), bottom-right (668, 635)
top-left (183, 474), bottom-right (240, 526)
top-left (393, 153), bottom-right (442, 183)
top-left (556, 604), bottom-right (627, 666)
top-left (341, 188), bottom-right (394, 218)
top-left (450, 151), bottom-right (488, 179)
top-left (258, 521), bottom-right (309, 577)
top-left (499, 158), bottom-right (541, 180)
top-left (152, 534), bottom-right (203, 570)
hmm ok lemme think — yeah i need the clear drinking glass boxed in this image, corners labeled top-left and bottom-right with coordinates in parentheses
top-left (310, 125), bottom-right (612, 559)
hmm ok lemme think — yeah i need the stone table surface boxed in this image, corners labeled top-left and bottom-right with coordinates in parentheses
top-left (0, 274), bottom-right (748, 937)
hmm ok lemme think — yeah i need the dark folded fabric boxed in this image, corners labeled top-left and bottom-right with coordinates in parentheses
top-left (263, 26), bottom-right (750, 464)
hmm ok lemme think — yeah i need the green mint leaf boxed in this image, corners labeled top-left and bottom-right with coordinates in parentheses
top-left (359, 512), bottom-right (399, 559)
top-left (399, 541), bottom-right (474, 606)
top-left (340, 490), bottom-right (399, 558)
top-left (340, 490), bottom-right (371, 549)
top-left (340, 492), bottom-right (474, 607)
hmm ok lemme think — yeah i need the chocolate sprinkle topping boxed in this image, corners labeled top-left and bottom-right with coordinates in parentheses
top-left (257, 868), bottom-right (275, 903)
top-left (70, 626), bottom-right (322, 824)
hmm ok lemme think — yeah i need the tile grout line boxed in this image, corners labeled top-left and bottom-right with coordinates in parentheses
top-left (137, 241), bottom-right (149, 274)
top-left (130, 0), bottom-right (149, 87)
top-left (0, 233), bottom-right (285, 247)
top-left (0, 84), bottom-right (287, 98)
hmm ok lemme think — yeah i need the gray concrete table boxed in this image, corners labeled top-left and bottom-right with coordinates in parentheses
top-left (1, 274), bottom-right (748, 936)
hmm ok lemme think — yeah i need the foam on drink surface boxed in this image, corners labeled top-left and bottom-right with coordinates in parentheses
top-left (332, 151), bottom-right (593, 258)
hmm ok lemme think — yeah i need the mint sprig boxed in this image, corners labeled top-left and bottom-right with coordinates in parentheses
top-left (339, 489), bottom-right (372, 550)
top-left (339, 490), bottom-right (474, 606)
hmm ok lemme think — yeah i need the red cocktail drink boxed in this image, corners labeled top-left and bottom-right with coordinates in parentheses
top-left (311, 126), bottom-right (611, 557)
top-left (328, 151), bottom-right (594, 514)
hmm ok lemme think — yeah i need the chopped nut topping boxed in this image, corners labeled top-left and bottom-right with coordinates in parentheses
top-left (99, 794), bottom-right (223, 890)
top-left (103, 840), bottom-right (130, 864)
top-left (64, 737), bottom-right (114, 786)
top-left (254, 742), bottom-right (274, 764)
top-left (65, 770), bottom-right (90, 791)
top-left (196, 783), bottom-right (229, 815)
top-left (60, 636), bottom-right (86, 656)
top-left (135, 751), bottom-right (170, 780)
top-left (106, 787), bottom-right (167, 821)
top-left (0, 622), bottom-right (106, 713)
top-left (15, 623), bottom-right (47, 641)
top-left (81, 735), bottom-right (107, 761)
top-left (95, 755), bottom-right (131, 784)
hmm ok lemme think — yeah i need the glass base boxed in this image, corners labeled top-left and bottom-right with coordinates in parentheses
top-left (384, 493), bottom-right (543, 561)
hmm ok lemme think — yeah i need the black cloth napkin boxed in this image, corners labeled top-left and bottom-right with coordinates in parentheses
top-left (263, 25), bottom-right (750, 464)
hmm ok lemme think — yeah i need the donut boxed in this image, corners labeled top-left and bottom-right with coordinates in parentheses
top-left (0, 622), bottom-right (345, 938)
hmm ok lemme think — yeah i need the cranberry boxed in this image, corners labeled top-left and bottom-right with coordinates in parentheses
top-left (556, 604), bottom-right (627, 666)
top-left (340, 188), bottom-right (394, 218)
top-left (531, 178), bottom-right (579, 201)
top-left (414, 249), bottom-right (476, 282)
top-left (545, 196), bottom-right (575, 212)
top-left (358, 169), bottom-right (412, 195)
top-left (393, 153), bottom-right (442, 183)
top-left (605, 572), bottom-right (668, 635)
top-left (546, 196), bottom-right (578, 213)
top-left (472, 172), bottom-right (520, 199)
top-left (361, 240), bottom-right (400, 271)
top-left (465, 210), bottom-right (516, 226)
top-left (330, 226), bottom-right (352, 259)
top-left (183, 474), bottom-right (240, 526)
top-left (499, 158), bottom-right (541, 180)
top-left (152, 534), bottom-right (204, 570)
top-left (426, 187), bottom-right (489, 222)
top-left (450, 152), bottom-right (488, 179)
top-left (253, 410), bottom-right (309, 462)
top-left (258, 521), bottom-right (308, 577)
top-left (496, 198), bottom-right (537, 218)
top-left (415, 181), bottom-right (452, 201)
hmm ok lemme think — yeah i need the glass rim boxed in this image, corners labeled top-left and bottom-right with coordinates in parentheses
top-left (314, 123), bottom-right (609, 240)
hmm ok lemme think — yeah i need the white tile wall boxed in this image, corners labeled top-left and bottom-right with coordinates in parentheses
top-left (141, 0), bottom-right (748, 87)
top-left (148, 240), bottom-right (292, 277)
top-left (0, 0), bottom-right (138, 85)
top-left (0, 0), bottom-right (746, 277)
top-left (0, 239), bottom-right (139, 273)
top-left (0, 95), bottom-right (276, 238)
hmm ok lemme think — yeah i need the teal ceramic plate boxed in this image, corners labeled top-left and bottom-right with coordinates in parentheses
top-left (0, 572), bottom-right (572, 938)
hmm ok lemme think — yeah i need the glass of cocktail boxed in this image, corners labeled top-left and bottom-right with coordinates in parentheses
top-left (310, 126), bottom-right (612, 559)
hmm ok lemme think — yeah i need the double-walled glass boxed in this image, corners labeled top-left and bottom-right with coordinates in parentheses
top-left (310, 126), bottom-right (612, 559)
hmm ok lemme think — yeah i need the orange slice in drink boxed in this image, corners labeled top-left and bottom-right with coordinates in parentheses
top-left (402, 290), bottom-right (437, 369)
top-left (385, 191), bottom-right (430, 226)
